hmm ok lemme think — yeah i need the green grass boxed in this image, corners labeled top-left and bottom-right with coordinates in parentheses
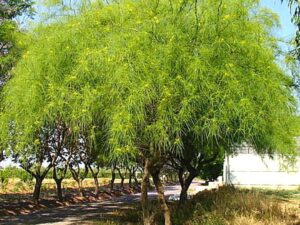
top-left (252, 188), bottom-right (300, 200)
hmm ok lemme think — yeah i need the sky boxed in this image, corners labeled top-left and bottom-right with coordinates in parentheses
top-left (261, 0), bottom-right (296, 42)
top-left (1, 0), bottom-right (298, 168)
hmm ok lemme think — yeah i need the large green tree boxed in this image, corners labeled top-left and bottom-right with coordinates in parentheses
top-left (0, 0), bottom-right (298, 224)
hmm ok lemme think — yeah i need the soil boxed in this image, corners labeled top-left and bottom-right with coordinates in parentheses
top-left (0, 182), bottom-right (200, 225)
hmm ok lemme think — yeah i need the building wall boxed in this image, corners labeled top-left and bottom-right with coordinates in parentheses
top-left (223, 153), bottom-right (300, 188)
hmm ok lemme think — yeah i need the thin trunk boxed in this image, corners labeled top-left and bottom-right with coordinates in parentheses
top-left (141, 159), bottom-right (151, 225)
top-left (76, 179), bottom-right (84, 197)
top-left (134, 172), bottom-right (139, 186)
top-left (53, 165), bottom-right (67, 202)
top-left (120, 176), bottom-right (124, 188)
top-left (33, 176), bottom-right (43, 204)
top-left (178, 169), bottom-right (184, 187)
top-left (179, 173), bottom-right (196, 205)
top-left (110, 167), bottom-right (116, 191)
top-left (152, 171), bottom-right (172, 225)
top-left (93, 176), bottom-right (99, 197)
top-left (69, 164), bottom-right (87, 197)
top-left (88, 164), bottom-right (100, 197)
top-left (179, 184), bottom-right (188, 205)
top-left (54, 179), bottom-right (63, 202)
top-left (0, 151), bottom-right (4, 162)
top-left (117, 168), bottom-right (125, 189)
top-left (128, 168), bottom-right (133, 188)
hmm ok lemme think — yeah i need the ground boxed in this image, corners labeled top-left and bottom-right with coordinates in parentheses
top-left (0, 182), bottom-right (200, 225)
top-left (0, 181), bottom-right (299, 225)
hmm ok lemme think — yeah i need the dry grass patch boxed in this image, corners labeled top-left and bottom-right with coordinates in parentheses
top-left (172, 186), bottom-right (300, 225)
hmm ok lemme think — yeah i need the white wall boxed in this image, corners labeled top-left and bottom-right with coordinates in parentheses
top-left (223, 153), bottom-right (300, 188)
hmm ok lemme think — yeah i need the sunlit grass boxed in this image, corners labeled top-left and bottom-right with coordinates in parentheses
top-left (93, 186), bottom-right (300, 225)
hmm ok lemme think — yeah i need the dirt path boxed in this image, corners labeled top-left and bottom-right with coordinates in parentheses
top-left (0, 182), bottom-right (200, 225)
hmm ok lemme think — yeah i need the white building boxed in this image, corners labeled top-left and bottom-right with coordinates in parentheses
top-left (223, 145), bottom-right (300, 189)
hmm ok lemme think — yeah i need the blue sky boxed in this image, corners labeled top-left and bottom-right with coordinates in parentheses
top-left (261, 0), bottom-right (296, 41)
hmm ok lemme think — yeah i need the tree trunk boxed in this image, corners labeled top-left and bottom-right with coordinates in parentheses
top-left (121, 176), bottom-right (124, 188)
top-left (88, 164), bottom-right (100, 197)
top-left (69, 164), bottom-right (87, 197)
top-left (54, 178), bottom-right (63, 202)
top-left (129, 170), bottom-right (132, 188)
top-left (179, 173), bottom-right (196, 205)
top-left (152, 171), bottom-right (172, 225)
top-left (134, 173), bottom-right (139, 186)
top-left (110, 168), bottom-right (116, 191)
top-left (77, 180), bottom-right (84, 197)
top-left (178, 169), bottom-right (184, 187)
top-left (53, 165), bottom-right (67, 202)
top-left (93, 175), bottom-right (99, 197)
top-left (141, 159), bottom-right (151, 225)
top-left (0, 151), bottom-right (4, 162)
top-left (33, 176), bottom-right (43, 204)
top-left (117, 168), bottom-right (125, 189)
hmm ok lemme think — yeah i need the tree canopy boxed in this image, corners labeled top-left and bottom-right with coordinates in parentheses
top-left (1, 0), bottom-right (297, 154)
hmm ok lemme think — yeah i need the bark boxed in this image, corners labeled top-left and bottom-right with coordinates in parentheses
top-left (110, 165), bottom-right (116, 191)
top-left (0, 151), bottom-right (4, 162)
top-left (128, 168), bottom-right (132, 187)
top-left (69, 164), bottom-right (88, 197)
top-left (141, 159), bottom-right (151, 225)
top-left (117, 167), bottom-right (125, 189)
top-left (77, 180), bottom-right (84, 197)
top-left (33, 177), bottom-right (43, 204)
top-left (54, 179), bottom-right (63, 202)
top-left (179, 173), bottom-right (196, 205)
top-left (128, 166), bottom-right (137, 188)
top-left (177, 151), bottom-right (219, 204)
top-left (88, 164), bottom-right (100, 197)
top-left (93, 176), bottom-right (99, 197)
top-left (134, 173), bottom-right (139, 186)
top-left (178, 168), bottom-right (184, 188)
top-left (152, 171), bottom-right (172, 225)
top-left (25, 162), bottom-right (53, 204)
top-left (53, 164), bottom-right (68, 202)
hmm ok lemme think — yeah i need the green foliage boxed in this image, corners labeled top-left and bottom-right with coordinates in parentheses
top-left (45, 168), bottom-right (122, 179)
top-left (0, 0), bottom-right (298, 164)
top-left (199, 157), bottom-right (224, 181)
top-left (0, 169), bottom-right (9, 185)
top-left (0, 166), bottom-right (33, 184)
top-left (0, 0), bottom-right (34, 19)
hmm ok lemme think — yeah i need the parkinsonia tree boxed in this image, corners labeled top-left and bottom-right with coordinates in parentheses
top-left (0, 0), bottom-right (298, 224)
